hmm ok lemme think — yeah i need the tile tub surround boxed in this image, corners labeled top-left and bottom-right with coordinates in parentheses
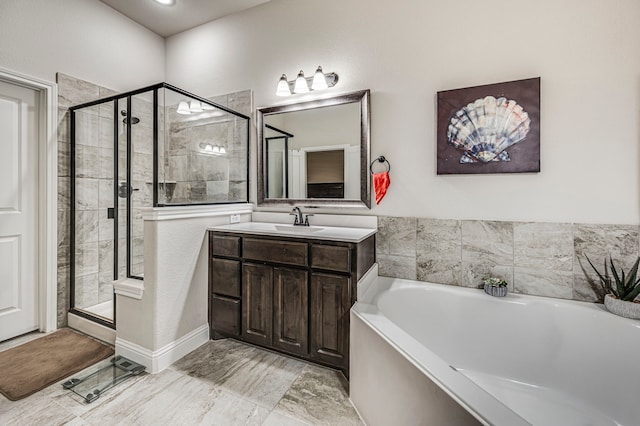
top-left (377, 216), bottom-right (639, 303)
top-left (0, 337), bottom-right (362, 426)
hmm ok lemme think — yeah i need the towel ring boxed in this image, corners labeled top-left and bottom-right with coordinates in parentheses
top-left (370, 156), bottom-right (390, 174)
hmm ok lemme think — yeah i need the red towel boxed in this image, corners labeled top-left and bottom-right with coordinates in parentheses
top-left (373, 171), bottom-right (390, 204)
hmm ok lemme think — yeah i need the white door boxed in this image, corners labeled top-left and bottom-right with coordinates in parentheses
top-left (0, 80), bottom-right (39, 341)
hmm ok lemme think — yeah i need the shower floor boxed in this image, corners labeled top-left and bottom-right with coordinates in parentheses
top-left (84, 300), bottom-right (113, 321)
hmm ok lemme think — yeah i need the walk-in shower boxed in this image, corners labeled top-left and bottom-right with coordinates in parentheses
top-left (69, 83), bottom-right (249, 327)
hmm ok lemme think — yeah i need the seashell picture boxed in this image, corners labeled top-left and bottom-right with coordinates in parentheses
top-left (437, 77), bottom-right (540, 174)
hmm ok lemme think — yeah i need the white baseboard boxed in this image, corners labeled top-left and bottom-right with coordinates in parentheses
top-left (115, 324), bottom-right (209, 374)
top-left (68, 313), bottom-right (116, 345)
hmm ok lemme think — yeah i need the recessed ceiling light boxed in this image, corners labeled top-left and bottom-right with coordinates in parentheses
top-left (154, 0), bottom-right (176, 6)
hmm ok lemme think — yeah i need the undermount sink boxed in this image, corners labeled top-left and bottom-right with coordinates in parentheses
top-left (274, 224), bottom-right (324, 233)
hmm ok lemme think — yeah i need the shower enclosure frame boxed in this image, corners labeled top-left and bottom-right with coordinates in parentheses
top-left (264, 124), bottom-right (294, 199)
top-left (69, 83), bottom-right (251, 328)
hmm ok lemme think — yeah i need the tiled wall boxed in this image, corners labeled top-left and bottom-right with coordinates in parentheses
top-left (57, 73), bottom-right (117, 326)
top-left (376, 216), bottom-right (640, 303)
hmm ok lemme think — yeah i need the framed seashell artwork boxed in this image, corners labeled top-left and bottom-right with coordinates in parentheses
top-left (437, 77), bottom-right (540, 174)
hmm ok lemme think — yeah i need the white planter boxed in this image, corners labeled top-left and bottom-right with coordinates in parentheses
top-left (604, 294), bottom-right (640, 320)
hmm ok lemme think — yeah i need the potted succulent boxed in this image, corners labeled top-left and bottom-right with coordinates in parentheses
top-left (585, 255), bottom-right (640, 319)
top-left (483, 276), bottom-right (508, 297)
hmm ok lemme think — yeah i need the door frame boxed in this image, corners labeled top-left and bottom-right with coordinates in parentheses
top-left (0, 67), bottom-right (58, 334)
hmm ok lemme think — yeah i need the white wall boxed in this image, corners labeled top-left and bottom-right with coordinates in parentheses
top-left (165, 0), bottom-right (640, 225)
top-left (116, 205), bottom-right (252, 372)
top-left (275, 103), bottom-right (360, 149)
top-left (0, 0), bottom-right (164, 91)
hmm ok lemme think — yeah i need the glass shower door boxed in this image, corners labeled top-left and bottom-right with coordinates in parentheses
top-left (72, 93), bottom-right (152, 325)
top-left (72, 100), bottom-right (118, 324)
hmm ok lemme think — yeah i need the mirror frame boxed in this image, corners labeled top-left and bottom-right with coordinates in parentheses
top-left (257, 89), bottom-right (371, 209)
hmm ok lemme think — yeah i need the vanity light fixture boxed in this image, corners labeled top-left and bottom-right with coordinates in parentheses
top-left (176, 101), bottom-right (190, 115)
top-left (294, 70), bottom-right (309, 94)
top-left (276, 66), bottom-right (339, 96)
top-left (154, 0), bottom-right (176, 6)
top-left (199, 142), bottom-right (226, 155)
top-left (276, 74), bottom-right (291, 96)
top-left (189, 100), bottom-right (203, 113)
top-left (311, 66), bottom-right (328, 90)
top-left (177, 100), bottom-right (217, 115)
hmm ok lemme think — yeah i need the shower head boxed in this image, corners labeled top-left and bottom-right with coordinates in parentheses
top-left (120, 110), bottom-right (140, 125)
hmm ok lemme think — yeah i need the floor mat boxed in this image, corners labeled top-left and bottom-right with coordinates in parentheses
top-left (0, 328), bottom-right (114, 401)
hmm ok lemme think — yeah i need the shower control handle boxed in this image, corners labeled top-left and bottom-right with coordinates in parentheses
top-left (118, 182), bottom-right (139, 198)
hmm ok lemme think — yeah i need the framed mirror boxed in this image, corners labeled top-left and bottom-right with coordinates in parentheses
top-left (257, 90), bottom-right (371, 208)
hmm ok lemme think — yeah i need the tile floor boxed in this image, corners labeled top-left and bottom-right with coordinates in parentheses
top-left (0, 333), bottom-right (363, 425)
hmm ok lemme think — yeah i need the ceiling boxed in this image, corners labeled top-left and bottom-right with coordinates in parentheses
top-left (99, 0), bottom-right (271, 37)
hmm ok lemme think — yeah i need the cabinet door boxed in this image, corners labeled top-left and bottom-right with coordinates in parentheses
top-left (273, 267), bottom-right (308, 355)
top-left (242, 263), bottom-right (273, 346)
top-left (310, 273), bottom-right (350, 369)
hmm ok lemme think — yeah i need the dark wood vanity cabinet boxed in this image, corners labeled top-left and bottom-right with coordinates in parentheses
top-left (208, 230), bottom-right (375, 374)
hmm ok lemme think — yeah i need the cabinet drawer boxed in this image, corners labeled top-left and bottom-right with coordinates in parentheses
top-left (210, 258), bottom-right (241, 297)
top-left (311, 244), bottom-right (351, 273)
top-left (211, 295), bottom-right (240, 337)
top-left (210, 233), bottom-right (240, 258)
top-left (243, 238), bottom-right (308, 267)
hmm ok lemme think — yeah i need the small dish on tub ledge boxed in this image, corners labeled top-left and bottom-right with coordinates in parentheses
top-left (483, 277), bottom-right (508, 297)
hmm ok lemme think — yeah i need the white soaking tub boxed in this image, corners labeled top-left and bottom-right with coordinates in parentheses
top-left (350, 276), bottom-right (640, 426)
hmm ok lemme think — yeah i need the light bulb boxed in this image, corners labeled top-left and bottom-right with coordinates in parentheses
top-left (293, 70), bottom-right (309, 94)
top-left (176, 101), bottom-right (190, 115)
top-left (219, 147), bottom-right (226, 154)
top-left (276, 74), bottom-right (291, 96)
top-left (311, 66), bottom-right (328, 91)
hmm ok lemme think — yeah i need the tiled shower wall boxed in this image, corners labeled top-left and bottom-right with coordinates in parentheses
top-left (57, 73), bottom-right (252, 327)
top-left (166, 91), bottom-right (250, 204)
top-left (376, 216), bottom-right (640, 303)
top-left (57, 73), bottom-right (119, 326)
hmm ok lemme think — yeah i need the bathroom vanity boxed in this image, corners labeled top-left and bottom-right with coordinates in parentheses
top-left (207, 222), bottom-right (375, 375)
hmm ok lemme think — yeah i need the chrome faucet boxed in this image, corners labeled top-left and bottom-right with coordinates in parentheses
top-left (291, 207), bottom-right (308, 226)
top-left (291, 207), bottom-right (304, 226)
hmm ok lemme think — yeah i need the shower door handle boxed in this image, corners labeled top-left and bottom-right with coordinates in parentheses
top-left (107, 207), bottom-right (115, 219)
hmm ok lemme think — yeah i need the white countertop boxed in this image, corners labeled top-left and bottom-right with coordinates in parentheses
top-left (208, 222), bottom-right (376, 243)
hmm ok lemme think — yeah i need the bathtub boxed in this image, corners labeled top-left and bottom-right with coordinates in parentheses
top-left (350, 275), bottom-right (640, 426)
